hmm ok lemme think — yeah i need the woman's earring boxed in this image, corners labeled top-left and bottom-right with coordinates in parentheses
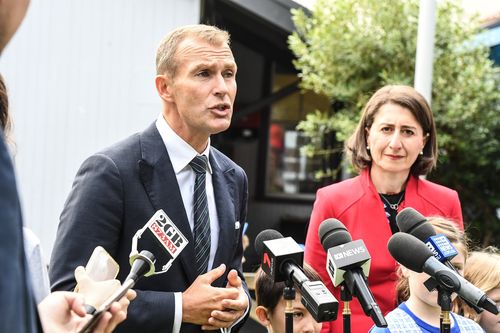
top-left (420, 151), bottom-right (424, 155)
top-left (366, 146), bottom-right (370, 150)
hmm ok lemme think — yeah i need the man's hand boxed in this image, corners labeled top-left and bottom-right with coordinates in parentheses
top-left (202, 269), bottom-right (249, 330)
top-left (182, 264), bottom-right (241, 327)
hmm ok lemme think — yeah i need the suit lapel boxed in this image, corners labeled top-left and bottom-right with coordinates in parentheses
top-left (210, 150), bottom-right (236, 273)
top-left (138, 123), bottom-right (198, 283)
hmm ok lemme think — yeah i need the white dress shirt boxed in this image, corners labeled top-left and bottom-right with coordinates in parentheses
top-left (155, 114), bottom-right (220, 332)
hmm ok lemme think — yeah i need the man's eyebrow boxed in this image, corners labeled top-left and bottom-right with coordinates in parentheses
top-left (190, 61), bottom-right (236, 72)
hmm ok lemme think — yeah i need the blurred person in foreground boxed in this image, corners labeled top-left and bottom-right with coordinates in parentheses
top-left (456, 247), bottom-right (500, 332)
top-left (304, 85), bottom-right (464, 332)
top-left (370, 217), bottom-right (483, 332)
top-left (49, 24), bottom-right (249, 333)
top-left (254, 263), bottom-right (322, 333)
top-left (0, 1), bottom-right (135, 331)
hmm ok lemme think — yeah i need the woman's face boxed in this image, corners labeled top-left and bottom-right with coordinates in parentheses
top-left (366, 103), bottom-right (427, 178)
top-left (479, 288), bottom-right (500, 333)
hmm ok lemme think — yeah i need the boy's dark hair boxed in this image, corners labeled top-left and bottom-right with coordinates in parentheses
top-left (255, 263), bottom-right (322, 311)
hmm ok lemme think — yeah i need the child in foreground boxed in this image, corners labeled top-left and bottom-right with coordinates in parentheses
top-left (370, 217), bottom-right (484, 332)
top-left (255, 263), bottom-right (322, 333)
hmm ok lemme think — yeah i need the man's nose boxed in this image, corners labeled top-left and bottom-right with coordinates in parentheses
top-left (212, 74), bottom-right (229, 97)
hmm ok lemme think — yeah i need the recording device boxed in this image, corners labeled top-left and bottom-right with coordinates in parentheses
top-left (396, 207), bottom-right (483, 313)
top-left (388, 232), bottom-right (499, 315)
top-left (79, 210), bottom-right (190, 333)
top-left (318, 218), bottom-right (387, 327)
top-left (75, 246), bottom-right (120, 294)
top-left (254, 229), bottom-right (339, 322)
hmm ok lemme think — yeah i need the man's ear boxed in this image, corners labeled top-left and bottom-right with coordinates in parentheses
top-left (155, 74), bottom-right (173, 102)
top-left (255, 305), bottom-right (272, 327)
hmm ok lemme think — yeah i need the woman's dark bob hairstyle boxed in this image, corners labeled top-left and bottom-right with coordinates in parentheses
top-left (346, 85), bottom-right (437, 176)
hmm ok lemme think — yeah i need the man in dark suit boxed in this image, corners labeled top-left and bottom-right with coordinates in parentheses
top-left (49, 24), bottom-right (250, 333)
top-left (0, 0), bottom-right (133, 332)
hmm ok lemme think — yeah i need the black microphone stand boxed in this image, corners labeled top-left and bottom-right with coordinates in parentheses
top-left (341, 285), bottom-right (352, 333)
top-left (437, 287), bottom-right (452, 333)
top-left (424, 277), bottom-right (451, 333)
top-left (284, 279), bottom-right (295, 333)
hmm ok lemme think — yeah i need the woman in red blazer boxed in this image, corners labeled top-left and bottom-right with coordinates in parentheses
top-left (304, 85), bottom-right (463, 333)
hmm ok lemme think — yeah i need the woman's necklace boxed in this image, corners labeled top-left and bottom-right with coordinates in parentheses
top-left (380, 192), bottom-right (405, 210)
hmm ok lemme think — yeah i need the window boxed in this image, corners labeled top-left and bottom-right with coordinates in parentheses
top-left (265, 73), bottom-right (331, 199)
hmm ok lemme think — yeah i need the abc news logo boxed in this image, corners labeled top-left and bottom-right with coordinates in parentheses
top-left (425, 234), bottom-right (456, 261)
top-left (149, 214), bottom-right (185, 257)
top-left (333, 246), bottom-right (366, 261)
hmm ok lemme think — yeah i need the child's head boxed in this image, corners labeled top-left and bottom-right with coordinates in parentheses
top-left (255, 263), bottom-right (322, 333)
top-left (458, 246), bottom-right (500, 332)
top-left (396, 216), bottom-right (468, 307)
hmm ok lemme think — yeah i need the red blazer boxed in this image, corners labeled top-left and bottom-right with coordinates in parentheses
top-left (304, 169), bottom-right (463, 333)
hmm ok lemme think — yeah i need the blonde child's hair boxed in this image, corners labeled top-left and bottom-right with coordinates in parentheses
top-left (456, 246), bottom-right (500, 321)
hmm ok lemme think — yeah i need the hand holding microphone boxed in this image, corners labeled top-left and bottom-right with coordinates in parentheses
top-left (79, 209), bottom-right (187, 333)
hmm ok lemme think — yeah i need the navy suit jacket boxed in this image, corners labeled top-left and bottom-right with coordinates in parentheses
top-left (49, 123), bottom-right (249, 333)
top-left (0, 131), bottom-right (40, 333)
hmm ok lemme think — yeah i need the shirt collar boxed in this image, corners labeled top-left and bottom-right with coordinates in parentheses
top-left (155, 114), bottom-right (212, 174)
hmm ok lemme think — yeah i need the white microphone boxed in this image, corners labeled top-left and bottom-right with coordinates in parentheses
top-left (129, 209), bottom-right (189, 275)
top-left (318, 218), bottom-right (387, 328)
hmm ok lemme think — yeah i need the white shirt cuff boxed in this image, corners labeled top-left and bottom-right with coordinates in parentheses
top-left (173, 292), bottom-right (182, 333)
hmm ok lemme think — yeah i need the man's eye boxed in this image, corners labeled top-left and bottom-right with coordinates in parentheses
top-left (196, 70), bottom-right (210, 77)
top-left (223, 71), bottom-right (234, 78)
top-left (381, 127), bottom-right (392, 133)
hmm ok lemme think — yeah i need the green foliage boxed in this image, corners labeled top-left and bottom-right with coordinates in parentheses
top-left (289, 0), bottom-right (500, 246)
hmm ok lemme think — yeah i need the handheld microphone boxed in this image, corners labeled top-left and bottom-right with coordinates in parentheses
top-left (79, 210), bottom-right (189, 333)
top-left (388, 232), bottom-right (499, 315)
top-left (318, 219), bottom-right (387, 327)
top-left (130, 209), bottom-right (189, 275)
top-left (78, 250), bottom-right (156, 333)
top-left (254, 229), bottom-right (339, 322)
top-left (396, 208), bottom-right (483, 314)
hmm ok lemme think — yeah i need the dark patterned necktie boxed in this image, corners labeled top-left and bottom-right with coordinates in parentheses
top-left (189, 155), bottom-right (211, 275)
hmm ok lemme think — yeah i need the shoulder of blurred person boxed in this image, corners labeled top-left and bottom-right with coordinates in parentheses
top-left (23, 227), bottom-right (51, 304)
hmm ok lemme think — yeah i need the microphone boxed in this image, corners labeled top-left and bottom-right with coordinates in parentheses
top-left (396, 208), bottom-right (482, 313)
top-left (80, 209), bottom-right (190, 333)
top-left (130, 209), bottom-right (189, 275)
top-left (78, 250), bottom-right (155, 333)
top-left (318, 219), bottom-right (387, 327)
top-left (388, 232), bottom-right (499, 315)
top-left (254, 229), bottom-right (339, 322)
top-left (396, 208), bottom-right (458, 264)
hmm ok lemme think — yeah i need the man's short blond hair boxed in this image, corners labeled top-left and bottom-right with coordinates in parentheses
top-left (155, 24), bottom-right (230, 77)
